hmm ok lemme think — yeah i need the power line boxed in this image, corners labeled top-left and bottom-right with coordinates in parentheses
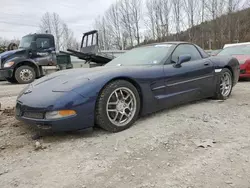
top-left (0, 30), bottom-right (23, 33)
top-left (0, 21), bottom-right (38, 28)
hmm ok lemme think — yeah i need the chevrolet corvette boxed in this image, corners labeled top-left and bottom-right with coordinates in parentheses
top-left (15, 42), bottom-right (240, 133)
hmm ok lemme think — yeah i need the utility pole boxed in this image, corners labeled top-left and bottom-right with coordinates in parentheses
top-left (201, 0), bottom-right (205, 48)
top-left (208, 38), bottom-right (213, 50)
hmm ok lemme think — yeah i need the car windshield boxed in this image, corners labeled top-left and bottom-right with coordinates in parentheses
top-left (19, 36), bottom-right (33, 48)
top-left (217, 45), bottom-right (250, 56)
top-left (105, 44), bottom-right (173, 66)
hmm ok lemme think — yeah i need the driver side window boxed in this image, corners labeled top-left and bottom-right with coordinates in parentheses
top-left (36, 38), bottom-right (51, 49)
top-left (171, 44), bottom-right (202, 63)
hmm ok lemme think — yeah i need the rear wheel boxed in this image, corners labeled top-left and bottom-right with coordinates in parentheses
top-left (15, 65), bottom-right (36, 84)
top-left (96, 80), bottom-right (140, 132)
top-left (214, 68), bottom-right (233, 100)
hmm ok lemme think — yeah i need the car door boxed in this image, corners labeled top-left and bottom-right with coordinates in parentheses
top-left (162, 44), bottom-right (214, 107)
top-left (33, 37), bottom-right (55, 66)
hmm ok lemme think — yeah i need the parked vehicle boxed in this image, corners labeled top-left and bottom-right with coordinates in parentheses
top-left (211, 49), bottom-right (222, 56)
top-left (205, 49), bottom-right (222, 56)
top-left (0, 43), bottom-right (19, 81)
top-left (223, 42), bottom-right (250, 49)
top-left (60, 30), bottom-right (124, 65)
top-left (217, 44), bottom-right (250, 79)
top-left (0, 33), bottom-right (73, 84)
top-left (15, 42), bottom-right (239, 133)
top-left (0, 30), bottom-right (126, 84)
top-left (205, 50), bottom-right (213, 56)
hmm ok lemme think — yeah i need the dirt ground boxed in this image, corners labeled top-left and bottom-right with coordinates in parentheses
top-left (0, 81), bottom-right (250, 188)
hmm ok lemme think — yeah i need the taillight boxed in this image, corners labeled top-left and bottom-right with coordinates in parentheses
top-left (245, 59), bottom-right (250, 73)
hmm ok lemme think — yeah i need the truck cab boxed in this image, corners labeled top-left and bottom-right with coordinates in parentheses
top-left (0, 33), bottom-right (72, 84)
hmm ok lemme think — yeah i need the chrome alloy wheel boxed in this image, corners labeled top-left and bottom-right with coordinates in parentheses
top-left (106, 87), bottom-right (137, 127)
top-left (220, 72), bottom-right (232, 97)
top-left (20, 69), bottom-right (33, 82)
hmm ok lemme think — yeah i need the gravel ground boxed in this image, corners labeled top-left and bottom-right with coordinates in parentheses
top-left (0, 81), bottom-right (26, 109)
top-left (0, 81), bottom-right (250, 188)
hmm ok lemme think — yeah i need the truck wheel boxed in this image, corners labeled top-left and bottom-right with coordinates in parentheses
top-left (5, 77), bottom-right (17, 84)
top-left (15, 66), bottom-right (36, 84)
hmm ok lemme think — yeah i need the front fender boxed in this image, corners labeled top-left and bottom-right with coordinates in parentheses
top-left (210, 56), bottom-right (239, 69)
top-left (210, 56), bottom-right (240, 86)
top-left (72, 75), bottom-right (132, 98)
top-left (8, 57), bottom-right (41, 77)
top-left (13, 57), bottom-right (38, 67)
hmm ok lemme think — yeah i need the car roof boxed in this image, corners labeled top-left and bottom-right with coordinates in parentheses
top-left (223, 42), bottom-right (250, 49)
top-left (136, 41), bottom-right (209, 58)
top-left (144, 41), bottom-right (193, 47)
top-left (22, 33), bottom-right (54, 38)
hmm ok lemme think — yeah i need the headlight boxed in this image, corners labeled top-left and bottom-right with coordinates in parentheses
top-left (4, 61), bottom-right (15, 68)
top-left (45, 110), bottom-right (76, 120)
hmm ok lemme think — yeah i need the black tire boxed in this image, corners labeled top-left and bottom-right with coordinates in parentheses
top-left (214, 68), bottom-right (233, 100)
top-left (5, 77), bottom-right (17, 84)
top-left (15, 65), bottom-right (36, 84)
top-left (96, 80), bottom-right (141, 133)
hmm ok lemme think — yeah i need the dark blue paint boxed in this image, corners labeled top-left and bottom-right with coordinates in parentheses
top-left (16, 43), bottom-right (240, 132)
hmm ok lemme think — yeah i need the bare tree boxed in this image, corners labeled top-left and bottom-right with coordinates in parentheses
top-left (69, 38), bottom-right (80, 51)
top-left (130, 0), bottom-right (142, 45)
top-left (162, 0), bottom-right (172, 38)
top-left (94, 16), bottom-right (111, 50)
top-left (172, 0), bottom-right (182, 40)
top-left (0, 37), bottom-right (20, 47)
top-left (153, 0), bottom-right (162, 40)
top-left (145, 0), bottom-right (171, 41)
top-left (62, 23), bottom-right (75, 50)
top-left (145, 0), bottom-right (156, 40)
top-left (119, 0), bottom-right (134, 46)
top-left (183, 0), bottom-right (200, 41)
top-left (201, 0), bottom-right (205, 48)
top-left (39, 12), bottom-right (52, 34)
top-left (105, 3), bottom-right (123, 49)
top-left (227, 0), bottom-right (242, 42)
top-left (39, 12), bottom-right (77, 51)
top-left (51, 13), bottom-right (64, 50)
top-left (93, 0), bottom-right (250, 50)
top-left (0, 38), bottom-right (11, 46)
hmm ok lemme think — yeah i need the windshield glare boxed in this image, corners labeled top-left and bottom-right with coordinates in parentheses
top-left (218, 45), bottom-right (250, 56)
top-left (19, 36), bottom-right (33, 48)
top-left (105, 44), bottom-right (172, 66)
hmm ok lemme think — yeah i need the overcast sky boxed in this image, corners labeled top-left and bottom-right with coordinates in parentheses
top-left (1, 0), bottom-right (116, 40)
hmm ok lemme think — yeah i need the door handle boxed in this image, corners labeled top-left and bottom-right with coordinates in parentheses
top-left (204, 62), bottom-right (210, 66)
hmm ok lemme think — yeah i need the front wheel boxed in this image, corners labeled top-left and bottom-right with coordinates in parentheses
top-left (214, 68), bottom-right (233, 100)
top-left (95, 80), bottom-right (141, 132)
top-left (15, 65), bottom-right (36, 84)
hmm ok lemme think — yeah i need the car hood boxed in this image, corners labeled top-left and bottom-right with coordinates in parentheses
top-left (31, 66), bottom-right (123, 92)
top-left (0, 49), bottom-right (26, 59)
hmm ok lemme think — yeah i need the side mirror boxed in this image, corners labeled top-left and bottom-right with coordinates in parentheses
top-left (176, 54), bottom-right (191, 67)
top-left (30, 41), bottom-right (37, 52)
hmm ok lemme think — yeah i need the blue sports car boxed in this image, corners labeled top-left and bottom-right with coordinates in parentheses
top-left (15, 42), bottom-right (240, 132)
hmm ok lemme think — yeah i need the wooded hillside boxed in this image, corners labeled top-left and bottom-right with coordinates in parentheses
top-left (142, 7), bottom-right (250, 50)
top-left (95, 0), bottom-right (250, 50)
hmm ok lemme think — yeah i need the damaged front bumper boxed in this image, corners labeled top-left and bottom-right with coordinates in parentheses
top-left (0, 68), bottom-right (14, 79)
